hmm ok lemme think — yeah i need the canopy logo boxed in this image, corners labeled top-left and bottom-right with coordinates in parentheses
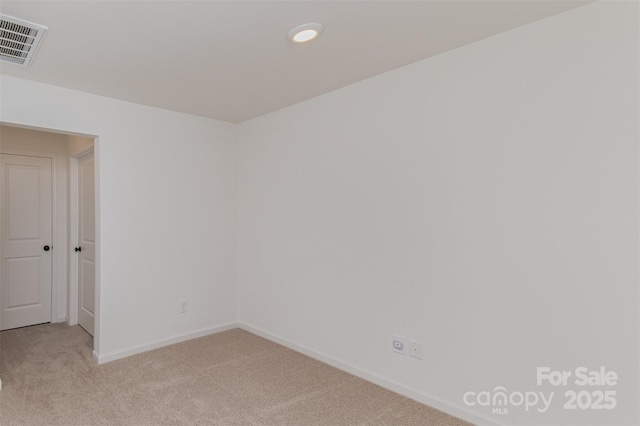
top-left (463, 387), bottom-right (553, 415)
top-left (463, 366), bottom-right (617, 415)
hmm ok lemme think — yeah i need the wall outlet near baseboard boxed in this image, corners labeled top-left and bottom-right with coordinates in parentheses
top-left (408, 340), bottom-right (423, 359)
top-left (392, 335), bottom-right (408, 355)
top-left (392, 335), bottom-right (422, 360)
top-left (180, 300), bottom-right (188, 314)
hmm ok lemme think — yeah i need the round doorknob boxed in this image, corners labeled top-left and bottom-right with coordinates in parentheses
top-left (43, 245), bottom-right (50, 251)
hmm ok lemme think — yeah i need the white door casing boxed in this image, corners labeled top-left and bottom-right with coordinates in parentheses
top-left (77, 152), bottom-right (95, 336)
top-left (1, 154), bottom-right (53, 330)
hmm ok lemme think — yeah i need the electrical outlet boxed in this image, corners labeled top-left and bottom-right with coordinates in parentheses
top-left (180, 300), bottom-right (188, 314)
top-left (392, 335), bottom-right (408, 355)
top-left (408, 340), bottom-right (423, 360)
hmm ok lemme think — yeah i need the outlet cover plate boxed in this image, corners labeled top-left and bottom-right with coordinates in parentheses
top-left (408, 340), bottom-right (423, 359)
top-left (392, 335), bottom-right (408, 355)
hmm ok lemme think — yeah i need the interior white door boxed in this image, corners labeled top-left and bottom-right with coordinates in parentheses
top-left (1, 154), bottom-right (53, 331)
top-left (77, 152), bottom-right (95, 336)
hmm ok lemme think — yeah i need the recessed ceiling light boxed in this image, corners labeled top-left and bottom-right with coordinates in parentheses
top-left (288, 23), bottom-right (324, 44)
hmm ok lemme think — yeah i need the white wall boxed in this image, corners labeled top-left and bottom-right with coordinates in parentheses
top-left (0, 77), bottom-right (238, 360)
top-left (237, 2), bottom-right (639, 425)
top-left (0, 125), bottom-right (70, 323)
top-left (0, 1), bottom-right (637, 424)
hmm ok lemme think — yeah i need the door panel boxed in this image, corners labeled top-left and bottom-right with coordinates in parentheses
top-left (78, 153), bottom-right (95, 336)
top-left (7, 257), bottom-right (41, 307)
top-left (81, 259), bottom-right (95, 314)
top-left (1, 154), bottom-right (53, 330)
top-left (8, 166), bottom-right (41, 240)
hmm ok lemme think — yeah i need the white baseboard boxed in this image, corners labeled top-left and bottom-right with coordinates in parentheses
top-left (238, 322), bottom-right (496, 426)
top-left (93, 322), bottom-right (237, 364)
top-left (89, 320), bottom-right (495, 424)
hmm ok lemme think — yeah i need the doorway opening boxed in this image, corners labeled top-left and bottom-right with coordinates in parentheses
top-left (0, 124), bottom-right (99, 347)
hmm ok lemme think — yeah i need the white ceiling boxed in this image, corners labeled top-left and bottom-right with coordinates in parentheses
top-left (0, 1), bottom-right (590, 123)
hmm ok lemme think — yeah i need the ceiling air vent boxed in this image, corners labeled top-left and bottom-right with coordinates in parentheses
top-left (0, 14), bottom-right (47, 68)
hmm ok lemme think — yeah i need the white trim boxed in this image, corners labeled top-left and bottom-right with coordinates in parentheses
top-left (71, 146), bottom-right (93, 159)
top-left (237, 322), bottom-right (497, 426)
top-left (0, 148), bottom-right (54, 157)
top-left (93, 322), bottom-right (237, 364)
top-left (0, 121), bottom-right (101, 358)
top-left (68, 156), bottom-right (79, 326)
top-left (92, 138), bottom-right (101, 356)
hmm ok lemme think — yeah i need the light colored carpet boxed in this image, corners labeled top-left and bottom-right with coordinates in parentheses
top-left (0, 323), bottom-right (471, 425)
